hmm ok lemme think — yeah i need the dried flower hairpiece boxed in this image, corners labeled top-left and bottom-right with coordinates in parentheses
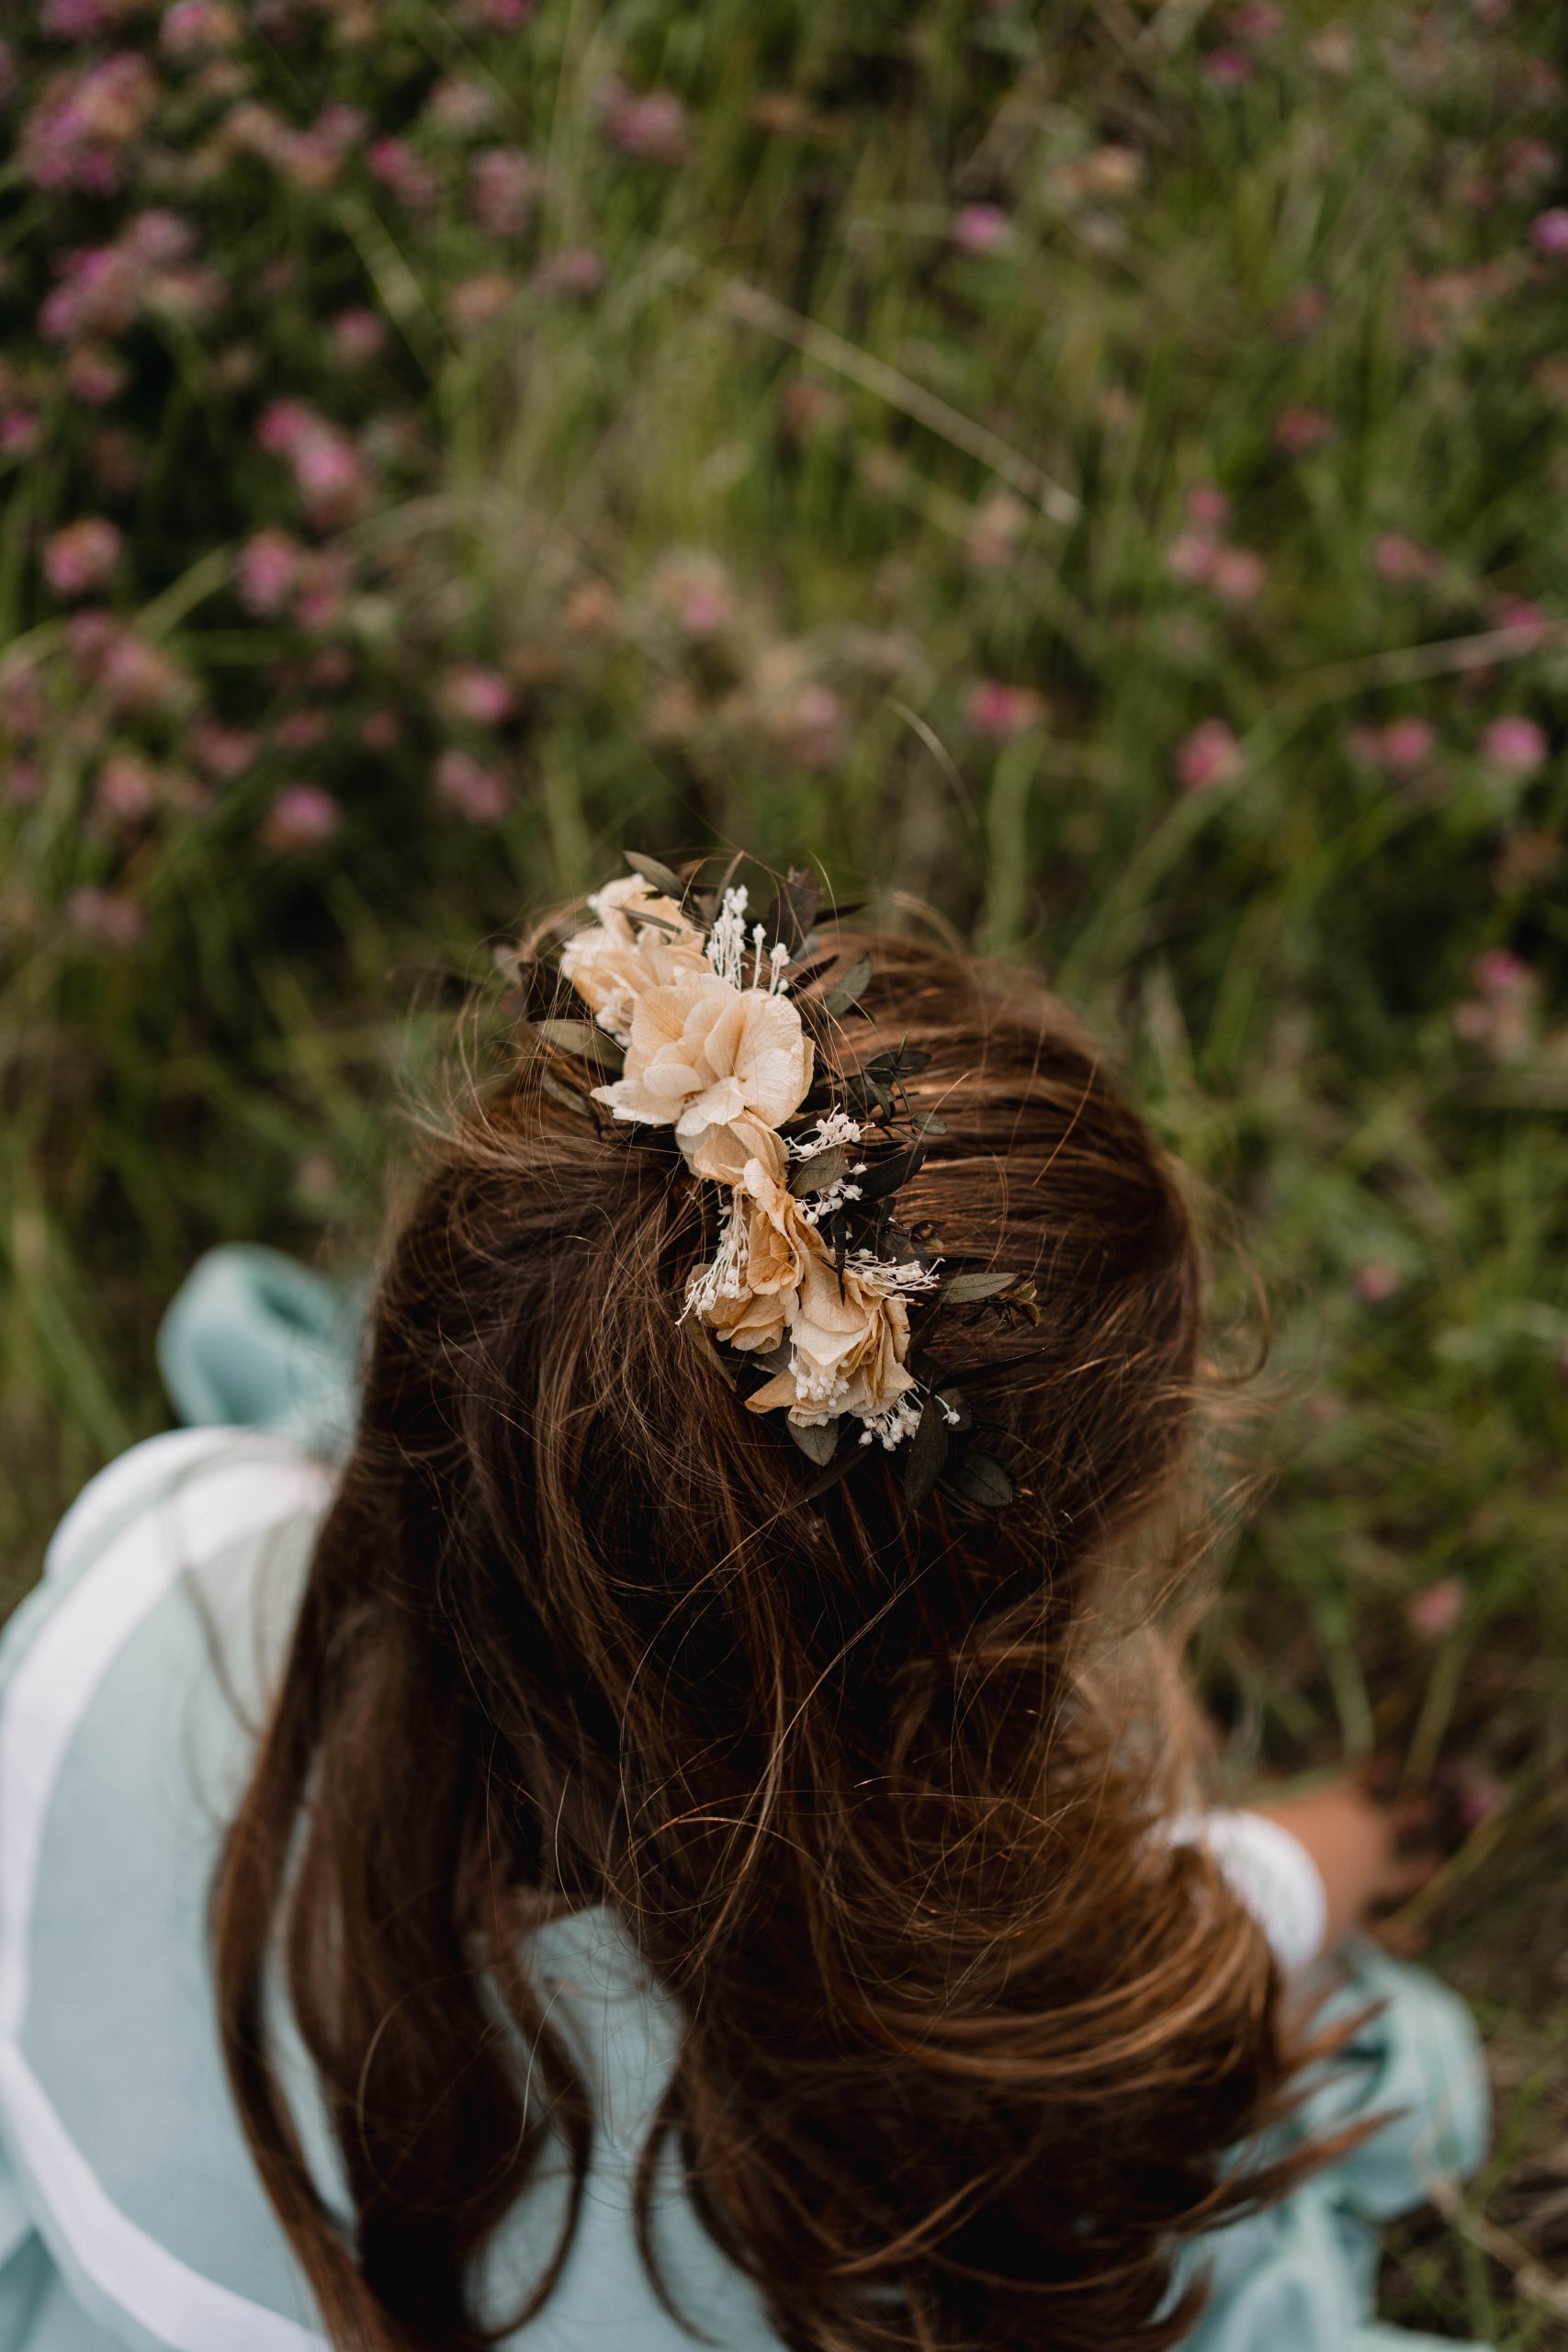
top-left (506, 854), bottom-right (1036, 1509)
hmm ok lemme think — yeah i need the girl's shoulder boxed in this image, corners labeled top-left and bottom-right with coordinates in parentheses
top-left (0, 1430), bottom-right (336, 2352)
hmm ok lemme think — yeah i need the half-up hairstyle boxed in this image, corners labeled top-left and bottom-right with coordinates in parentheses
top-left (213, 920), bottom-right (1337, 2352)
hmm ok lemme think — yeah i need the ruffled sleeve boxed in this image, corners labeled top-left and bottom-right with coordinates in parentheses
top-left (1176, 1939), bottom-right (1491, 2351)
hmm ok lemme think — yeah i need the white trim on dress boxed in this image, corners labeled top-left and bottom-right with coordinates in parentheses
top-left (0, 1432), bottom-right (334, 2352)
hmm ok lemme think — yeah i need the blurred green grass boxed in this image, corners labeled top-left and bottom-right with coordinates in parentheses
top-left (3, 1), bottom-right (1568, 2336)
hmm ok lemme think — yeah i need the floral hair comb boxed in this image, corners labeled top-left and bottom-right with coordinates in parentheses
top-left (507, 854), bottom-right (1034, 1509)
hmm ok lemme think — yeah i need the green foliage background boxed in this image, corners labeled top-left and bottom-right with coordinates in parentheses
top-left (3, 1), bottom-right (1567, 2335)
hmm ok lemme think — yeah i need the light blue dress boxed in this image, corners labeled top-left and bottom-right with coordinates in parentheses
top-left (0, 1250), bottom-right (1490, 2352)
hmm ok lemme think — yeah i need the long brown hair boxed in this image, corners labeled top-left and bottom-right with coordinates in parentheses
top-left (213, 924), bottom-right (1328, 2352)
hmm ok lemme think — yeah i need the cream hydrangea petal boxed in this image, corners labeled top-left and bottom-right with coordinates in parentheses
top-left (685, 1116), bottom-right (787, 1187)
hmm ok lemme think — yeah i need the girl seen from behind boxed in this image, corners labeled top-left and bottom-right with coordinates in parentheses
top-left (0, 861), bottom-right (1486, 2352)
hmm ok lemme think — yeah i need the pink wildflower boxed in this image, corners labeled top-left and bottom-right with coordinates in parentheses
top-left (440, 664), bottom-right (513, 726)
top-left (652, 553), bottom-right (732, 639)
top-left (44, 516), bottom-right (122, 598)
top-left (770, 682), bottom-right (846, 772)
top-left (275, 709), bottom-right (329, 752)
top-left (160, 3), bottom-right (242, 56)
top-left (1405, 1577), bottom-right (1463, 1639)
top-left (1208, 547), bottom-right (1267, 605)
top-left (447, 274), bottom-right (514, 335)
top-left (471, 147), bottom-right (542, 237)
top-left (1529, 209), bottom-right (1568, 257)
top-left (1166, 531), bottom-right (1217, 586)
top-left (1473, 948), bottom-right (1533, 996)
top-left (264, 783), bottom-right (340, 851)
top-left (95, 752), bottom-right (158, 824)
top-left (1480, 715), bottom-right (1547, 775)
top-left (426, 78), bottom-right (498, 135)
top-left (21, 53), bottom-right (158, 194)
top-left (1201, 49), bottom-right (1254, 88)
top-left (6, 762), bottom-right (43, 808)
top-left (1274, 404), bottom-right (1334, 455)
top-left (41, 0), bottom-right (116, 37)
top-left (330, 307), bottom-right (386, 365)
top-left (257, 401), bottom-right (370, 527)
top-left (191, 721), bottom-right (256, 780)
top-left (1352, 1261), bottom-right (1399, 1305)
top-left (953, 204), bottom-right (1010, 255)
top-left (105, 636), bottom-right (190, 716)
top-left (360, 709), bottom-right (401, 751)
top-left (0, 411), bottom-right (40, 458)
top-left (64, 345), bottom-right (128, 404)
top-left (1380, 717), bottom-right (1437, 775)
top-left (0, 656), bottom-right (47, 739)
top-left (535, 245), bottom-right (604, 298)
top-left (1372, 532), bottom-right (1438, 586)
top-left (367, 136), bottom-right (438, 210)
top-left (1185, 483), bottom-right (1230, 529)
top-left (64, 885), bottom-right (144, 951)
top-left (601, 85), bottom-right (691, 165)
top-left (1489, 595), bottom-right (1552, 645)
top-left (1176, 718), bottom-right (1242, 791)
top-left (292, 549), bottom-right (352, 632)
top-left (434, 749), bottom-right (510, 824)
top-left (965, 680), bottom-right (1045, 741)
top-left (235, 529), bottom-right (301, 616)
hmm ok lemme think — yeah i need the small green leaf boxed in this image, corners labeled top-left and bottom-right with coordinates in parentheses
top-left (789, 1144), bottom-right (851, 1198)
top-left (902, 1396), bottom-right (952, 1508)
top-left (534, 1019), bottom-right (625, 1073)
top-left (789, 1418), bottom-right (840, 1465)
top-left (909, 1109), bottom-right (946, 1135)
top-left (950, 1452), bottom-right (1013, 1510)
top-left (822, 954), bottom-right (873, 1016)
top-left (623, 850), bottom-right (689, 900)
top-left (941, 1271), bottom-right (1016, 1305)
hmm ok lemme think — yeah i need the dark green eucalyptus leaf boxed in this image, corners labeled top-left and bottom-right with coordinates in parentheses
top-left (909, 1110), bottom-right (946, 1136)
top-left (789, 1144), bottom-right (851, 1198)
top-left (846, 1071), bottom-right (895, 1119)
top-left (623, 850), bottom-right (688, 900)
top-left (822, 954), bottom-right (874, 1016)
top-left (761, 865), bottom-right (821, 956)
top-left (902, 1396), bottom-right (952, 1508)
top-left (865, 1044), bottom-right (932, 1080)
top-left (941, 1270), bottom-right (1016, 1305)
top-left (789, 1418), bottom-right (840, 1466)
top-left (951, 1452), bottom-right (1013, 1510)
top-left (855, 1141), bottom-right (927, 1202)
top-left (535, 1019), bottom-right (625, 1073)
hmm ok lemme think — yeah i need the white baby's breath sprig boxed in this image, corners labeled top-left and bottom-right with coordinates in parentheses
top-left (705, 886), bottom-right (750, 987)
top-left (787, 1108), bottom-right (863, 1157)
top-left (682, 1192), bottom-right (750, 1321)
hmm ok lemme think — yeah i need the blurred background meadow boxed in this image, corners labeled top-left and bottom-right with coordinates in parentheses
top-left (2, 0), bottom-right (1567, 2336)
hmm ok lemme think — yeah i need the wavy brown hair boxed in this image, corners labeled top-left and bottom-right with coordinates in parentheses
top-left (213, 924), bottom-right (1335, 2352)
